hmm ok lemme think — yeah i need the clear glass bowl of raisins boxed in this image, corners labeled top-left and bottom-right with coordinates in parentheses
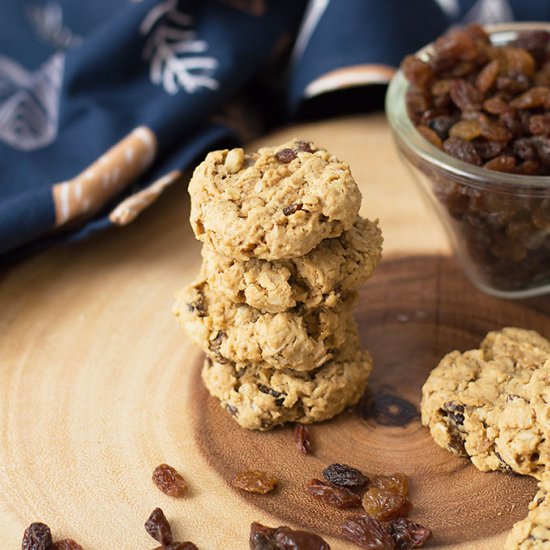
top-left (386, 23), bottom-right (550, 298)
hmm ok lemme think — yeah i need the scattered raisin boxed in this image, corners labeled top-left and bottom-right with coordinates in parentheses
top-left (22, 523), bottom-right (53, 550)
top-left (275, 148), bottom-right (297, 163)
top-left (323, 463), bottom-right (369, 487)
top-left (294, 424), bottom-right (312, 455)
top-left (371, 474), bottom-right (409, 496)
top-left (305, 478), bottom-right (362, 509)
top-left (362, 487), bottom-right (412, 521)
top-left (52, 542), bottom-right (83, 550)
top-left (145, 508), bottom-right (173, 546)
top-left (152, 464), bottom-right (188, 498)
top-left (390, 518), bottom-right (432, 549)
top-left (282, 203), bottom-right (302, 216)
top-left (233, 471), bottom-right (277, 494)
top-left (341, 514), bottom-right (394, 550)
top-left (249, 522), bottom-right (330, 550)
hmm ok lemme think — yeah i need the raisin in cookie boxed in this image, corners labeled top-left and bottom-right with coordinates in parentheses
top-left (506, 474), bottom-right (550, 549)
top-left (201, 344), bottom-right (372, 430)
top-left (421, 328), bottom-right (550, 480)
top-left (173, 278), bottom-right (356, 371)
top-left (188, 140), bottom-right (362, 260)
top-left (200, 216), bottom-right (383, 314)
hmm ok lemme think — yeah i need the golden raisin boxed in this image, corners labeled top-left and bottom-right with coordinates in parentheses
top-left (362, 486), bottom-right (413, 521)
top-left (233, 471), bottom-right (277, 494)
top-left (449, 119), bottom-right (481, 140)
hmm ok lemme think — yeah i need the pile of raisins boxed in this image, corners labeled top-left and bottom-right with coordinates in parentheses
top-left (401, 25), bottom-right (550, 292)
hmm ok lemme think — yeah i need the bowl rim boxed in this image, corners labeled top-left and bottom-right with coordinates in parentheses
top-left (386, 22), bottom-right (550, 191)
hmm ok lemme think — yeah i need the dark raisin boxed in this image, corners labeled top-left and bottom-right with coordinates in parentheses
top-left (145, 508), bottom-right (173, 546)
top-left (187, 299), bottom-right (206, 317)
top-left (341, 514), bottom-right (394, 549)
top-left (294, 424), bottom-right (312, 455)
top-left (249, 522), bottom-right (329, 550)
top-left (323, 463), bottom-right (369, 487)
top-left (295, 140), bottom-right (314, 152)
top-left (283, 203), bottom-right (302, 216)
top-left (152, 463), bottom-right (188, 497)
top-left (443, 136), bottom-right (482, 165)
top-left (362, 487), bottom-right (412, 520)
top-left (233, 471), bottom-right (277, 494)
top-left (428, 115), bottom-right (456, 139)
top-left (390, 518), bottom-right (433, 549)
top-left (226, 404), bottom-right (238, 416)
top-left (442, 402), bottom-right (465, 425)
top-left (533, 136), bottom-right (550, 167)
top-left (276, 148), bottom-right (297, 163)
top-left (305, 478), bottom-right (362, 509)
top-left (22, 523), bottom-right (52, 550)
top-left (52, 542), bottom-right (83, 550)
top-left (513, 137), bottom-right (537, 160)
top-left (209, 331), bottom-right (228, 363)
top-left (258, 384), bottom-right (283, 400)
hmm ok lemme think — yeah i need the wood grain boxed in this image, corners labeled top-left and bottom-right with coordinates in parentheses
top-left (0, 115), bottom-right (547, 549)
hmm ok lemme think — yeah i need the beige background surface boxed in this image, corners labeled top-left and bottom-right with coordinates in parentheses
top-left (2, 115), bottom-right (538, 549)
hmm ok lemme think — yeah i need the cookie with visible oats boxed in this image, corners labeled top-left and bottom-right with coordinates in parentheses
top-left (188, 140), bottom-right (362, 260)
top-left (421, 328), bottom-right (550, 480)
top-left (505, 474), bottom-right (550, 549)
top-left (173, 278), bottom-right (356, 372)
top-left (200, 216), bottom-right (383, 314)
top-left (201, 340), bottom-right (372, 431)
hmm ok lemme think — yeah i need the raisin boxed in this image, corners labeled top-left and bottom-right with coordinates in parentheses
top-left (233, 471), bottom-right (277, 494)
top-left (305, 478), bottom-right (362, 509)
top-left (249, 522), bottom-right (330, 550)
top-left (371, 473), bottom-right (409, 496)
top-left (323, 463), bottom-right (369, 487)
top-left (513, 137), bottom-right (537, 160)
top-left (362, 487), bottom-right (412, 521)
top-left (473, 139), bottom-right (506, 160)
top-left (275, 148), bottom-right (297, 163)
top-left (529, 114), bottom-right (550, 136)
top-left (282, 203), bottom-right (302, 216)
top-left (533, 136), bottom-right (550, 167)
top-left (152, 464), bottom-right (188, 498)
top-left (509, 86), bottom-right (550, 109)
top-left (187, 299), bottom-right (206, 317)
top-left (516, 159), bottom-right (541, 175)
top-left (428, 115), bottom-right (456, 139)
top-left (145, 508), bottom-right (173, 546)
top-left (449, 79), bottom-right (482, 111)
top-left (341, 514), bottom-right (394, 550)
top-left (22, 523), bottom-right (53, 550)
top-left (294, 424), bottom-right (312, 455)
top-left (512, 30), bottom-right (550, 63)
top-left (484, 155), bottom-right (516, 172)
top-left (400, 56), bottom-right (433, 90)
top-left (52, 542), bottom-right (83, 550)
top-left (479, 114), bottom-right (512, 142)
top-left (415, 126), bottom-right (441, 149)
top-left (483, 95), bottom-right (510, 115)
top-left (295, 140), bottom-right (314, 152)
top-left (443, 136), bottom-right (482, 165)
top-left (257, 384), bottom-right (285, 407)
top-left (390, 518), bottom-right (433, 549)
top-left (449, 120), bottom-right (481, 140)
top-left (476, 60), bottom-right (499, 93)
top-left (209, 331), bottom-right (228, 363)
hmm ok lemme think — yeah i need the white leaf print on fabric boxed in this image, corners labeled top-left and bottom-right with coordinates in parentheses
top-left (0, 53), bottom-right (64, 151)
top-left (140, 0), bottom-right (219, 95)
top-left (26, 2), bottom-right (82, 49)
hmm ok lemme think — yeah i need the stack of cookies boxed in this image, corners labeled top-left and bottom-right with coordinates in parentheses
top-left (174, 139), bottom-right (383, 430)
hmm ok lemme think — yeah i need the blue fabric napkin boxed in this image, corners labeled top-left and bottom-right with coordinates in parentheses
top-left (1, 0), bottom-right (549, 259)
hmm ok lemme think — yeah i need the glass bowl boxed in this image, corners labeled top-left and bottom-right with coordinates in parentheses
top-left (386, 23), bottom-right (550, 299)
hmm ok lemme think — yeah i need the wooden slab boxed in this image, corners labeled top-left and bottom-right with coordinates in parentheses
top-left (1, 115), bottom-right (548, 549)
